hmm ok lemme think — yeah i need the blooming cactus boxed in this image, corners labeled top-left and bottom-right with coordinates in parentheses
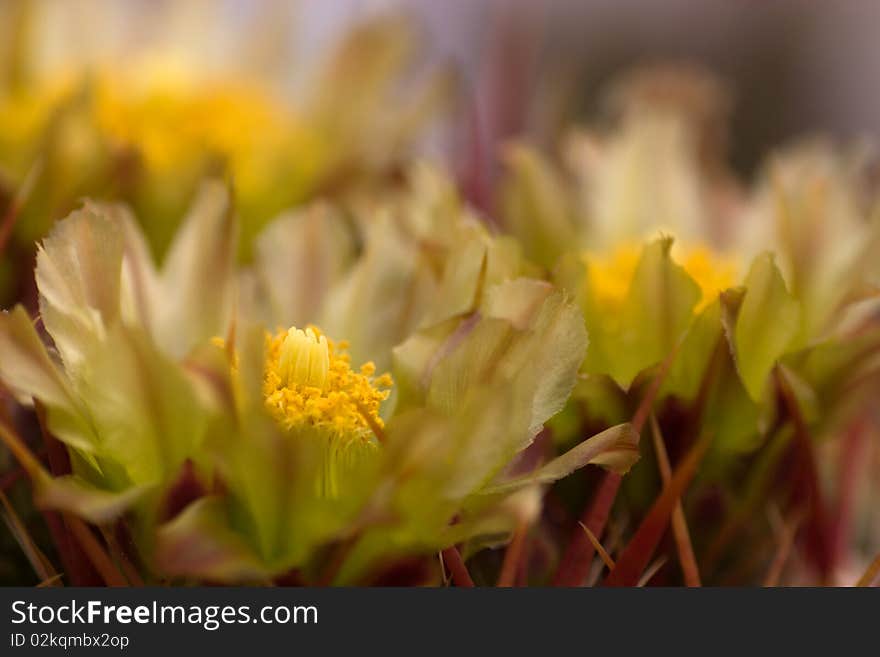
top-left (0, 174), bottom-right (638, 583)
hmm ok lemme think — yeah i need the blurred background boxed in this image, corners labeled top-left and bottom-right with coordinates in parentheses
top-left (414, 0), bottom-right (880, 175)
top-left (5, 0), bottom-right (880, 175)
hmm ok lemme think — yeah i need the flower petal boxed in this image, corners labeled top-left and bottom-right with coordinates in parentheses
top-left (480, 423), bottom-right (641, 496)
top-left (36, 202), bottom-right (124, 372)
top-left (0, 306), bottom-right (97, 453)
top-left (155, 180), bottom-right (237, 358)
top-left (733, 252), bottom-right (801, 401)
top-left (251, 202), bottom-right (355, 328)
top-left (33, 472), bottom-right (149, 524)
top-left (580, 237), bottom-right (701, 388)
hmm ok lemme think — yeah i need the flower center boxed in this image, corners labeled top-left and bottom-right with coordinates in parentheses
top-left (277, 327), bottom-right (330, 390)
top-left (677, 244), bottom-right (739, 311)
top-left (263, 325), bottom-right (392, 442)
top-left (585, 241), bottom-right (738, 312)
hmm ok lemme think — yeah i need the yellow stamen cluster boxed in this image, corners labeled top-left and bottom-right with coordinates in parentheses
top-left (585, 241), bottom-right (738, 311)
top-left (263, 326), bottom-right (393, 443)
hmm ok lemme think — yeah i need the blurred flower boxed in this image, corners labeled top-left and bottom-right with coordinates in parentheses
top-left (499, 66), bottom-right (880, 457)
top-left (0, 2), bottom-right (449, 269)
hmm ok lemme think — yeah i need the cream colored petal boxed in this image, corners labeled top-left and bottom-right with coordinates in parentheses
top-left (252, 202), bottom-right (355, 329)
top-left (155, 179), bottom-right (237, 358)
top-left (36, 202), bottom-right (124, 371)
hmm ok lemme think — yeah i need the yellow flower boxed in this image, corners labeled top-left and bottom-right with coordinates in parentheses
top-left (93, 71), bottom-right (294, 174)
top-left (0, 13), bottom-right (446, 263)
top-left (585, 241), bottom-right (738, 312)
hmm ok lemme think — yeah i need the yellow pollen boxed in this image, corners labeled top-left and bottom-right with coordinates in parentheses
top-left (263, 325), bottom-right (393, 442)
top-left (585, 241), bottom-right (738, 311)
